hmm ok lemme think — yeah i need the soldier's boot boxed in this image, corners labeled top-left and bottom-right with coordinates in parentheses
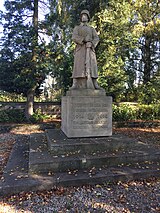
top-left (92, 78), bottom-right (101, 89)
top-left (70, 79), bottom-right (78, 89)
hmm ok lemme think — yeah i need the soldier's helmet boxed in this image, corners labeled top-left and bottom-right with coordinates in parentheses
top-left (80, 10), bottom-right (90, 21)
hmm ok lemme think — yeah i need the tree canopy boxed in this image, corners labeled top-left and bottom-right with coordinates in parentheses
top-left (0, 0), bottom-right (159, 106)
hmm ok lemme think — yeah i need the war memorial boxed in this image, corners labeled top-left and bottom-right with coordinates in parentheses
top-left (0, 10), bottom-right (159, 196)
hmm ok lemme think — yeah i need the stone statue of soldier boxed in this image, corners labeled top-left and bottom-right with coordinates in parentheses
top-left (70, 10), bottom-right (101, 90)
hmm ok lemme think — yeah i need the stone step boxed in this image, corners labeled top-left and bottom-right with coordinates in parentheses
top-left (29, 153), bottom-right (160, 175)
top-left (46, 163), bottom-right (160, 187)
top-left (46, 129), bottom-right (152, 156)
top-left (2, 153), bottom-right (160, 196)
top-left (1, 133), bottom-right (160, 197)
top-left (2, 165), bottom-right (160, 197)
top-left (29, 133), bottom-right (160, 174)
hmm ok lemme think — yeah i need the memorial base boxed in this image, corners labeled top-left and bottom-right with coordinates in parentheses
top-left (61, 89), bottom-right (112, 138)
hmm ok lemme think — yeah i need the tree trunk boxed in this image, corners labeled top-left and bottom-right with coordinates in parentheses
top-left (33, 0), bottom-right (38, 44)
top-left (143, 35), bottom-right (152, 84)
top-left (25, 0), bottom-right (38, 120)
top-left (25, 88), bottom-right (35, 120)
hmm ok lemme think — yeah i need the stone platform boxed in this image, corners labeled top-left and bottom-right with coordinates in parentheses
top-left (29, 130), bottom-right (160, 175)
top-left (1, 130), bottom-right (160, 196)
top-left (61, 89), bottom-right (112, 138)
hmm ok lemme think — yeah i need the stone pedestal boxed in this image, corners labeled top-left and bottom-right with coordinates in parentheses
top-left (61, 89), bottom-right (112, 138)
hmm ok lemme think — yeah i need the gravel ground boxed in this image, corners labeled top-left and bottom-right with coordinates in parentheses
top-left (0, 124), bottom-right (160, 213)
top-left (0, 179), bottom-right (160, 212)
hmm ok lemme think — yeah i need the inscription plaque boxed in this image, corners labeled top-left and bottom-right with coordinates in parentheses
top-left (61, 94), bottom-right (112, 138)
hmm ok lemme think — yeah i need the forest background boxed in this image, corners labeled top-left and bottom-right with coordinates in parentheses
top-left (0, 0), bottom-right (159, 120)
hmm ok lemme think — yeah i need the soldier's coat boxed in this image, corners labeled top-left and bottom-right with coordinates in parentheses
top-left (72, 23), bottom-right (99, 78)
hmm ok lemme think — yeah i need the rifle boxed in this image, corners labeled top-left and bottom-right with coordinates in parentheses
top-left (85, 47), bottom-right (94, 89)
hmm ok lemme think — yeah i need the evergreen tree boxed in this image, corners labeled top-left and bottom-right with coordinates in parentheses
top-left (0, 0), bottom-right (159, 106)
top-left (0, 0), bottom-right (53, 118)
top-left (132, 0), bottom-right (160, 84)
top-left (92, 0), bottom-right (160, 102)
top-left (92, 0), bottom-right (136, 101)
top-left (126, 0), bottom-right (160, 103)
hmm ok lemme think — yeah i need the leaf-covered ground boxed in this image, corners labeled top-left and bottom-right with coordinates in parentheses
top-left (0, 123), bottom-right (159, 212)
top-left (113, 127), bottom-right (160, 148)
top-left (0, 124), bottom-right (44, 178)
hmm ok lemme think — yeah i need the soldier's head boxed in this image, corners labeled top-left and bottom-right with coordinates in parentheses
top-left (80, 10), bottom-right (90, 22)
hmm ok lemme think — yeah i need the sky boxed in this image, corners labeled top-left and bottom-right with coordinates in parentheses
top-left (0, 0), bottom-right (5, 12)
top-left (0, 0), bottom-right (49, 40)
top-left (0, 0), bottom-right (5, 37)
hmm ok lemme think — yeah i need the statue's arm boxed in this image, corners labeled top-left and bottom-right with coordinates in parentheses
top-left (72, 26), bottom-right (84, 45)
top-left (92, 28), bottom-right (99, 48)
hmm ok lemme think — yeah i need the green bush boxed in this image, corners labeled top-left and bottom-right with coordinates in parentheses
top-left (113, 104), bottom-right (137, 121)
top-left (29, 109), bottom-right (50, 123)
top-left (113, 103), bottom-right (160, 121)
top-left (0, 109), bottom-right (26, 123)
top-left (0, 91), bottom-right (26, 102)
top-left (137, 104), bottom-right (160, 120)
top-left (29, 113), bottom-right (44, 123)
top-left (0, 103), bottom-right (159, 123)
top-left (0, 111), bottom-right (10, 122)
top-left (137, 79), bottom-right (160, 104)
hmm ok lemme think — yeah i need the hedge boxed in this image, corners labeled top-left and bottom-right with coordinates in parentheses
top-left (0, 103), bottom-right (159, 123)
